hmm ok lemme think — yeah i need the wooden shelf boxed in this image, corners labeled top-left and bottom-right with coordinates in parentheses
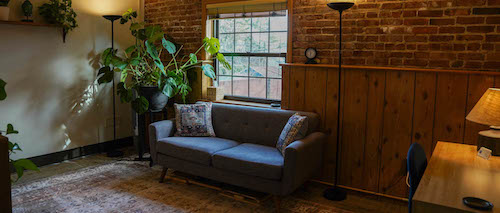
top-left (0, 20), bottom-right (57, 27)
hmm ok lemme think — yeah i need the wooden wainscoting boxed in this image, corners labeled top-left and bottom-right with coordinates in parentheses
top-left (281, 63), bottom-right (500, 198)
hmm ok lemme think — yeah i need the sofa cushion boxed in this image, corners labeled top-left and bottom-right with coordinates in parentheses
top-left (212, 143), bottom-right (284, 180)
top-left (276, 113), bottom-right (308, 156)
top-left (174, 103), bottom-right (216, 137)
top-left (157, 137), bottom-right (239, 166)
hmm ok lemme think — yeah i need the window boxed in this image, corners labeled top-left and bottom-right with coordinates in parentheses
top-left (215, 14), bottom-right (287, 103)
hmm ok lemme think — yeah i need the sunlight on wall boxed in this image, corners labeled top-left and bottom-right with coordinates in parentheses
top-left (77, 0), bottom-right (140, 16)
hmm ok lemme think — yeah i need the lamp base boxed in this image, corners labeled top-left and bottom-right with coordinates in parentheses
top-left (477, 128), bottom-right (500, 156)
top-left (323, 187), bottom-right (347, 201)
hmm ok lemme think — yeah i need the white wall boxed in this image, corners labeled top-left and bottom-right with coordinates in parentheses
top-left (0, 0), bottom-right (143, 159)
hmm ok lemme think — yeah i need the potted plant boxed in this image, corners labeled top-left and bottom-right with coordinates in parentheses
top-left (38, 0), bottom-right (77, 42)
top-left (0, 0), bottom-right (9, 21)
top-left (0, 78), bottom-right (39, 183)
top-left (97, 9), bottom-right (231, 114)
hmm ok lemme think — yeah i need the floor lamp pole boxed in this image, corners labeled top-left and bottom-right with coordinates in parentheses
top-left (324, 2), bottom-right (354, 202)
top-left (103, 15), bottom-right (124, 158)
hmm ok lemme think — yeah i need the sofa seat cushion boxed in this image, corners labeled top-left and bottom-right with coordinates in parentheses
top-left (212, 143), bottom-right (284, 180)
top-left (157, 137), bottom-right (240, 166)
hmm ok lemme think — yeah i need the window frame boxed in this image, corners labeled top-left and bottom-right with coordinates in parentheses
top-left (214, 15), bottom-right (287, 104)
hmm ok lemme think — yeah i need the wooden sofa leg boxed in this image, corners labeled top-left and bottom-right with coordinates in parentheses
top-left (159, 167), bottom-right (168, 183)
top-left (273, 195), bottom-right (281, 213)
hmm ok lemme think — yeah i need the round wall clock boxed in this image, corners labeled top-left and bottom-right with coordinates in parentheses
top-left (305, 48), bottom-right (318, 64)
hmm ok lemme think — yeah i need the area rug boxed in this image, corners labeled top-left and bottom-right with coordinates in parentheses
top-left (11, 161), bottom-right (350, 213)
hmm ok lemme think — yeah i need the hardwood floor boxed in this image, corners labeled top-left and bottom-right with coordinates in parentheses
top-left (13, 148), bottom-right (408, 213)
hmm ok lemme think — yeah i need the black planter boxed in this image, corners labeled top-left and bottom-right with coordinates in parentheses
top-left (139, 86), bottom-right (168, 112)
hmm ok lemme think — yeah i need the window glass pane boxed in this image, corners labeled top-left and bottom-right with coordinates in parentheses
top-left (235, 33), bottom-right (251, 53)
top-left (252, 33), bottom-right (269, 53)
top-left (270, 32), bottom-right (287, 53)
top-left (268, 57), bottom-right (285, 78)
top-left (219, 76), bottom-right (232, 96)
top-left (218, 56), bottom-right (232, 75)
top-left (233, 56), bottom-right (249, 77)
top-left (219, 19), bottom-right (234, 33)
top-left (235, 18), bottom-right (251, 32)
top-left (220, 34), bottom-right (234, 53)
top-left (267, 79), bottom-right (282, 100)
top-left (250, 57), bottom-right (266, 77)
top-left (250, 78), bottom-right (266, 99)
top-left (233, 77), bottom-right (249, 97)
top-left (252, 17), bottom-right (269, 32)
top-left (270, 16), bottom-right (287, 31)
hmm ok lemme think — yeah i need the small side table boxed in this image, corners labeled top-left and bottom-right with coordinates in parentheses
top-left (136, 108), bottom-right (168, 166)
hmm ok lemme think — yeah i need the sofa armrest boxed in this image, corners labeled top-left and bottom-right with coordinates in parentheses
top-left (149, 119), bottom-right (175, 164)
top-left (281, 132), bottom-right (326, 195)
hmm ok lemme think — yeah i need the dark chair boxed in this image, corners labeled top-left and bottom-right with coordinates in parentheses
top-left (407, 143), bottom-right (427, 213)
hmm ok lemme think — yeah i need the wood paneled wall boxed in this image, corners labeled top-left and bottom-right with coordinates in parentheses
top-left (281, 63), bottom-right (500, 198)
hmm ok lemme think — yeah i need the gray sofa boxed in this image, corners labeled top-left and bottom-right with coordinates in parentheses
top-left (149, 103), bottom-right (325, 204)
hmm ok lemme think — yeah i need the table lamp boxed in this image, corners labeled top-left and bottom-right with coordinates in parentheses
top-left (466, 88), bottom-right (500, 156)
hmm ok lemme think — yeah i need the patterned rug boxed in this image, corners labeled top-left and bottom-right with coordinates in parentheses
top-left (11, 161), bottom-right (350, 213)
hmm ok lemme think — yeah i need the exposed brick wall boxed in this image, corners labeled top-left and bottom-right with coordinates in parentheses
top-left (145, 0), bottom-right (500, 71)
top-left (293, 0), bottom-right (500, 71)
top-left (144, 0), bottom-right (203, 56)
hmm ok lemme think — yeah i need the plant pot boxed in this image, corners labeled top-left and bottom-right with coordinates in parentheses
top-left (0, 6), bottom-right (9, 21)
top-left (139, 86), bottom-right (168, 112)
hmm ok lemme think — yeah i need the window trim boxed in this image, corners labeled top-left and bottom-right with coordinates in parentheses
top-left (214, 15), bottom-right (286, 103)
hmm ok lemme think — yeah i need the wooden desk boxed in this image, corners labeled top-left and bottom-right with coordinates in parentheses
top-left (413, 142), bottom-right (500, 213)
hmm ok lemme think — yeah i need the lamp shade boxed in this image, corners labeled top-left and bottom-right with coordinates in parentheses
top-left (466, 88), bottom-right (500, 126)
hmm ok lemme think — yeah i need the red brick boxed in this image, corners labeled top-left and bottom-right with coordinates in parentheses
top-left (414, 52), bottom-right (430, 59)
top-left (412, 27), bottom-right (438, 34)
top-left (430, 18), bottom-right (455, 25)
top-left (405, 35), bottom-right (429, 42)
top-left (484, 61), bottom-right (500, 69)
top-left (458, 53), bottom-right (485, 60)
top-left (404, 59), bottom-right (429, 67)
top-left (486, 17), bottom-right (500, 24)
top-left (467, 26), bottom-right (495, 33)
top-left (429, 60), bottom-right (450, 67)
top-left (468, 43), bottom-right (481, 51)
top-left (489, 0), bottom-right (500, 5)
top-left (455, 0), bottom-right (486, 6)
top-left (457, 17), bottom-right (485, 24)
top-left (403, 11), bottom-right (417, 17)
top-left (357, 3), bottom-right (379, 9)
top-left (382, 3), bottom-right (403, 9)
top-left (404, 19), bottom-right (429, 25)
top-left (439, 27), bottom-right (466, 33)
top-left (486, 35), bottom-right (500, 42)
top-left (451, 61), bottom-right (465, 68)
top-left (404, 2), bottom-right (427, 8)
top-left (486, 53), bottom-right (500, 60)
top-left (429, 35), bottom-right (454, 42)
top-left (465, 61), bottom-right (483, 69)
top-left (418, 10), bottom-right (444, 17)
top-left (456, 35), bottom-right (484, 41)
top-left (444, 9), bottom-right (471, 16)
top-left (454, 44), bottom-right (467, 51)
top-left (430, 52), bottom-right (457, 60)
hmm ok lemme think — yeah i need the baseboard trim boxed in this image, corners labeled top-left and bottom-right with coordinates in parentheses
top-left (21, 137), bottom-right (134, 169)
top-left (309, 179), bottom-right (409, 202)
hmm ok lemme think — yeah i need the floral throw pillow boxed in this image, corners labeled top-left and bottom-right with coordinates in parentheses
top-left (174, 103), bottom-right (216, 137)
top-left (276, 113), bottom-right (308, 156)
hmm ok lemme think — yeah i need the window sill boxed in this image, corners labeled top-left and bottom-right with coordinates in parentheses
top-left (198, 99), bottom-right (280, 109)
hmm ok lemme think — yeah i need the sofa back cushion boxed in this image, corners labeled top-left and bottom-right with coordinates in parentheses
top-left (210, 103), bottom-right (320, 147)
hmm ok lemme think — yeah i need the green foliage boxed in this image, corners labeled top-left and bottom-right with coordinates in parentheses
top-left (38, 0), bottom-right (78, 39)
top-left (0, 0), bottom-right (9, 7)
top-left (0, 78), bottom-right (39, 183)
top-left (97, 9), bottom-right (231, 113)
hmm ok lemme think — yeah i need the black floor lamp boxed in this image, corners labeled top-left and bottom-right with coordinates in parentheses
top-left (323, 1), bottom-right (354, 201)
top-left (103, 15), bottom-right (124, 158)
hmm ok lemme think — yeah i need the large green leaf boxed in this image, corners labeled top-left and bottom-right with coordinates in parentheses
top-left (201, 64), bottom-right (216, 79)
top-left (145, 40), bottom-right (159, 60)
top-left (117, 82), bottom-right (133, 103)
top-left (131, 96), bottom-right (149, 114)
top-left (216, 53), bottom-right (232, 70)
top-left (101, 48), bottom-right (115, 66)
top-left (0, 78), bottom-right (6, 101)
top-left (154, 59), bottom-right (165, 72)
top-left (130, 22), bottom-right (144, 31)
top-left (189, 53), bottom-right (197, 64)
top-left (203, 37), bottom-right (220, 55)
top-left (8, 141), bottom-right (22, 152)
top-left (145, 25), bottom-right (164, 43)
top-left (13, 158), bottom-right (39, 181)
top-left (97, 66), bottom-right (114, 84)
top-left (111, 56), bottom-right (128, 70)
top-left (125, 45), bottom-right (136, 54)
top-left (162, 83), bottom-right (174, 98)
top-left (120, 69), bottom-right (128, 82)
top-left (162, 37), bottom-right (176, 54)
top-left (6, 124), bottom-right (18, 135)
